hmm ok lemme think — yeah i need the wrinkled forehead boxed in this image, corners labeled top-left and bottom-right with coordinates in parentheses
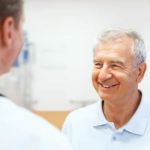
top-left (94, 36), bottom-right (135, 55)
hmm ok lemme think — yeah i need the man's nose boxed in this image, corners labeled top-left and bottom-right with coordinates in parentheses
top-left (98, 65), bottom-right (112, 81)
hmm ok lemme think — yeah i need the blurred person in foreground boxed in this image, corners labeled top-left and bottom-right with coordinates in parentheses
top-left (0, 0), bottom-right (72, 149)
top-left (62, 28), bottom-right (150, 150)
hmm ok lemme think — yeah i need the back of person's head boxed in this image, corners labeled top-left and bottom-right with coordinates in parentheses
top-left (0, 0), bottom-right (23, 27)
top-left (0, 0), bottom-right (24, 75)
top-left (96, 29), bottom-right (146, 67)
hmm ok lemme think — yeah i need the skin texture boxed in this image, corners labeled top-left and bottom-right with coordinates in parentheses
top-left (92, 37), bottom-right (147, 128)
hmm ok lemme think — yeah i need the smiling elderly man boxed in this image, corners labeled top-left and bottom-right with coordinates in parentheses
top-left (62, 29), bottom-right (150, 150)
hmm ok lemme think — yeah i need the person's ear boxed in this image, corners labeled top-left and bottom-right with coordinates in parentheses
top-left (136, 63), bottom-right (147, 83)
top-left (1, 17), bottom-right (15, 48)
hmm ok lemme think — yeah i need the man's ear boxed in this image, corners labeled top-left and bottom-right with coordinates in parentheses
top-left (136, 63), bottom-right (147, 83)
top-left (1, 17), bottom-right (15, 47)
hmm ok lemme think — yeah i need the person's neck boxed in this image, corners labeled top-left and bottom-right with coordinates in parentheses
top-left (103, 91), bottom-right (141, 129)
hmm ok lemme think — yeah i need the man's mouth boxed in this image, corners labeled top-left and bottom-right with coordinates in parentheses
top-left (100, 83), bottom-right (119, 88)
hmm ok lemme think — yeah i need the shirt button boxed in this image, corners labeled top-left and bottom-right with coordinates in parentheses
top-left (112, 136), bottom-right (116, 140)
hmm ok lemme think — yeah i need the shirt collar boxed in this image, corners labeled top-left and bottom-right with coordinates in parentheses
top-left (93, 100), bottom-right (108, 127)
top-left (124, 92), bottom-right (150, 135)
top-left (93, 92), bottom-right (150, 135)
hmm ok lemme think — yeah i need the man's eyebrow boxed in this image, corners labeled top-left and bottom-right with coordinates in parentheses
top-left (93, 59), bottom-right (102, 63)
top-left (110, 60), bottom-right (125, 65)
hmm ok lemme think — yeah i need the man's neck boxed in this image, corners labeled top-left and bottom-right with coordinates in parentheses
top-left (103, 91), bottom-right (141, 129)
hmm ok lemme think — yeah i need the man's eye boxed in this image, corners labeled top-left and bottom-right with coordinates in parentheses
top-left (112, 64), bottom-right (118, 67)
top-left (111, 64), bottom-right (121, 69)
top-left (94, 63), bottom-right (103, 69)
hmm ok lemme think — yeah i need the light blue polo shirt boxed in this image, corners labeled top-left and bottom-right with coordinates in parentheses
top-left (62, 94), bottom-right (150, 150)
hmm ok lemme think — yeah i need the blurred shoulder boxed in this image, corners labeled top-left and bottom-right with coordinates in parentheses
top-left (0, 97), bottom-right (72, 150)
top-left (0, 96), bottom-right (56, 130)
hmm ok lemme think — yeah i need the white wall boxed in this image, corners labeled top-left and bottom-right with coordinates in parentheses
top-left (24, 0), bottom-right (150, 110)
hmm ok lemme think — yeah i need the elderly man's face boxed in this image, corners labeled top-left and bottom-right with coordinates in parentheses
top-left (92, 37), bottom-right (145, 103)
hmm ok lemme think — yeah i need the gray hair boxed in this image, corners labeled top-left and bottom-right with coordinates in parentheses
top-left (0, 0), bottom-right (23, 26)
top-left (94, 29), bottom-right (146, 66)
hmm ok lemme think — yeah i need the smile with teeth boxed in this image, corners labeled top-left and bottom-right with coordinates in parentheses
top-left (100, 83), bottom-right (118, 88)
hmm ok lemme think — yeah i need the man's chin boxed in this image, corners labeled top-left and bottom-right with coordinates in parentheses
top-left (98, 93), bottom-right (112, 101)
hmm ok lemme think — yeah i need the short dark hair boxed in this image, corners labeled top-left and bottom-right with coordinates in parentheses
top-left (0, 0), bottom-right (23, 25)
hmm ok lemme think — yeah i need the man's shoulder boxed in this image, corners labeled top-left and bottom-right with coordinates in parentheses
top-left (0, 96), bottom-right (57, 131)
top-left (65, 101), bottom-right (100, 123)
top-left (0, 97), bottom-right (72, 149)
